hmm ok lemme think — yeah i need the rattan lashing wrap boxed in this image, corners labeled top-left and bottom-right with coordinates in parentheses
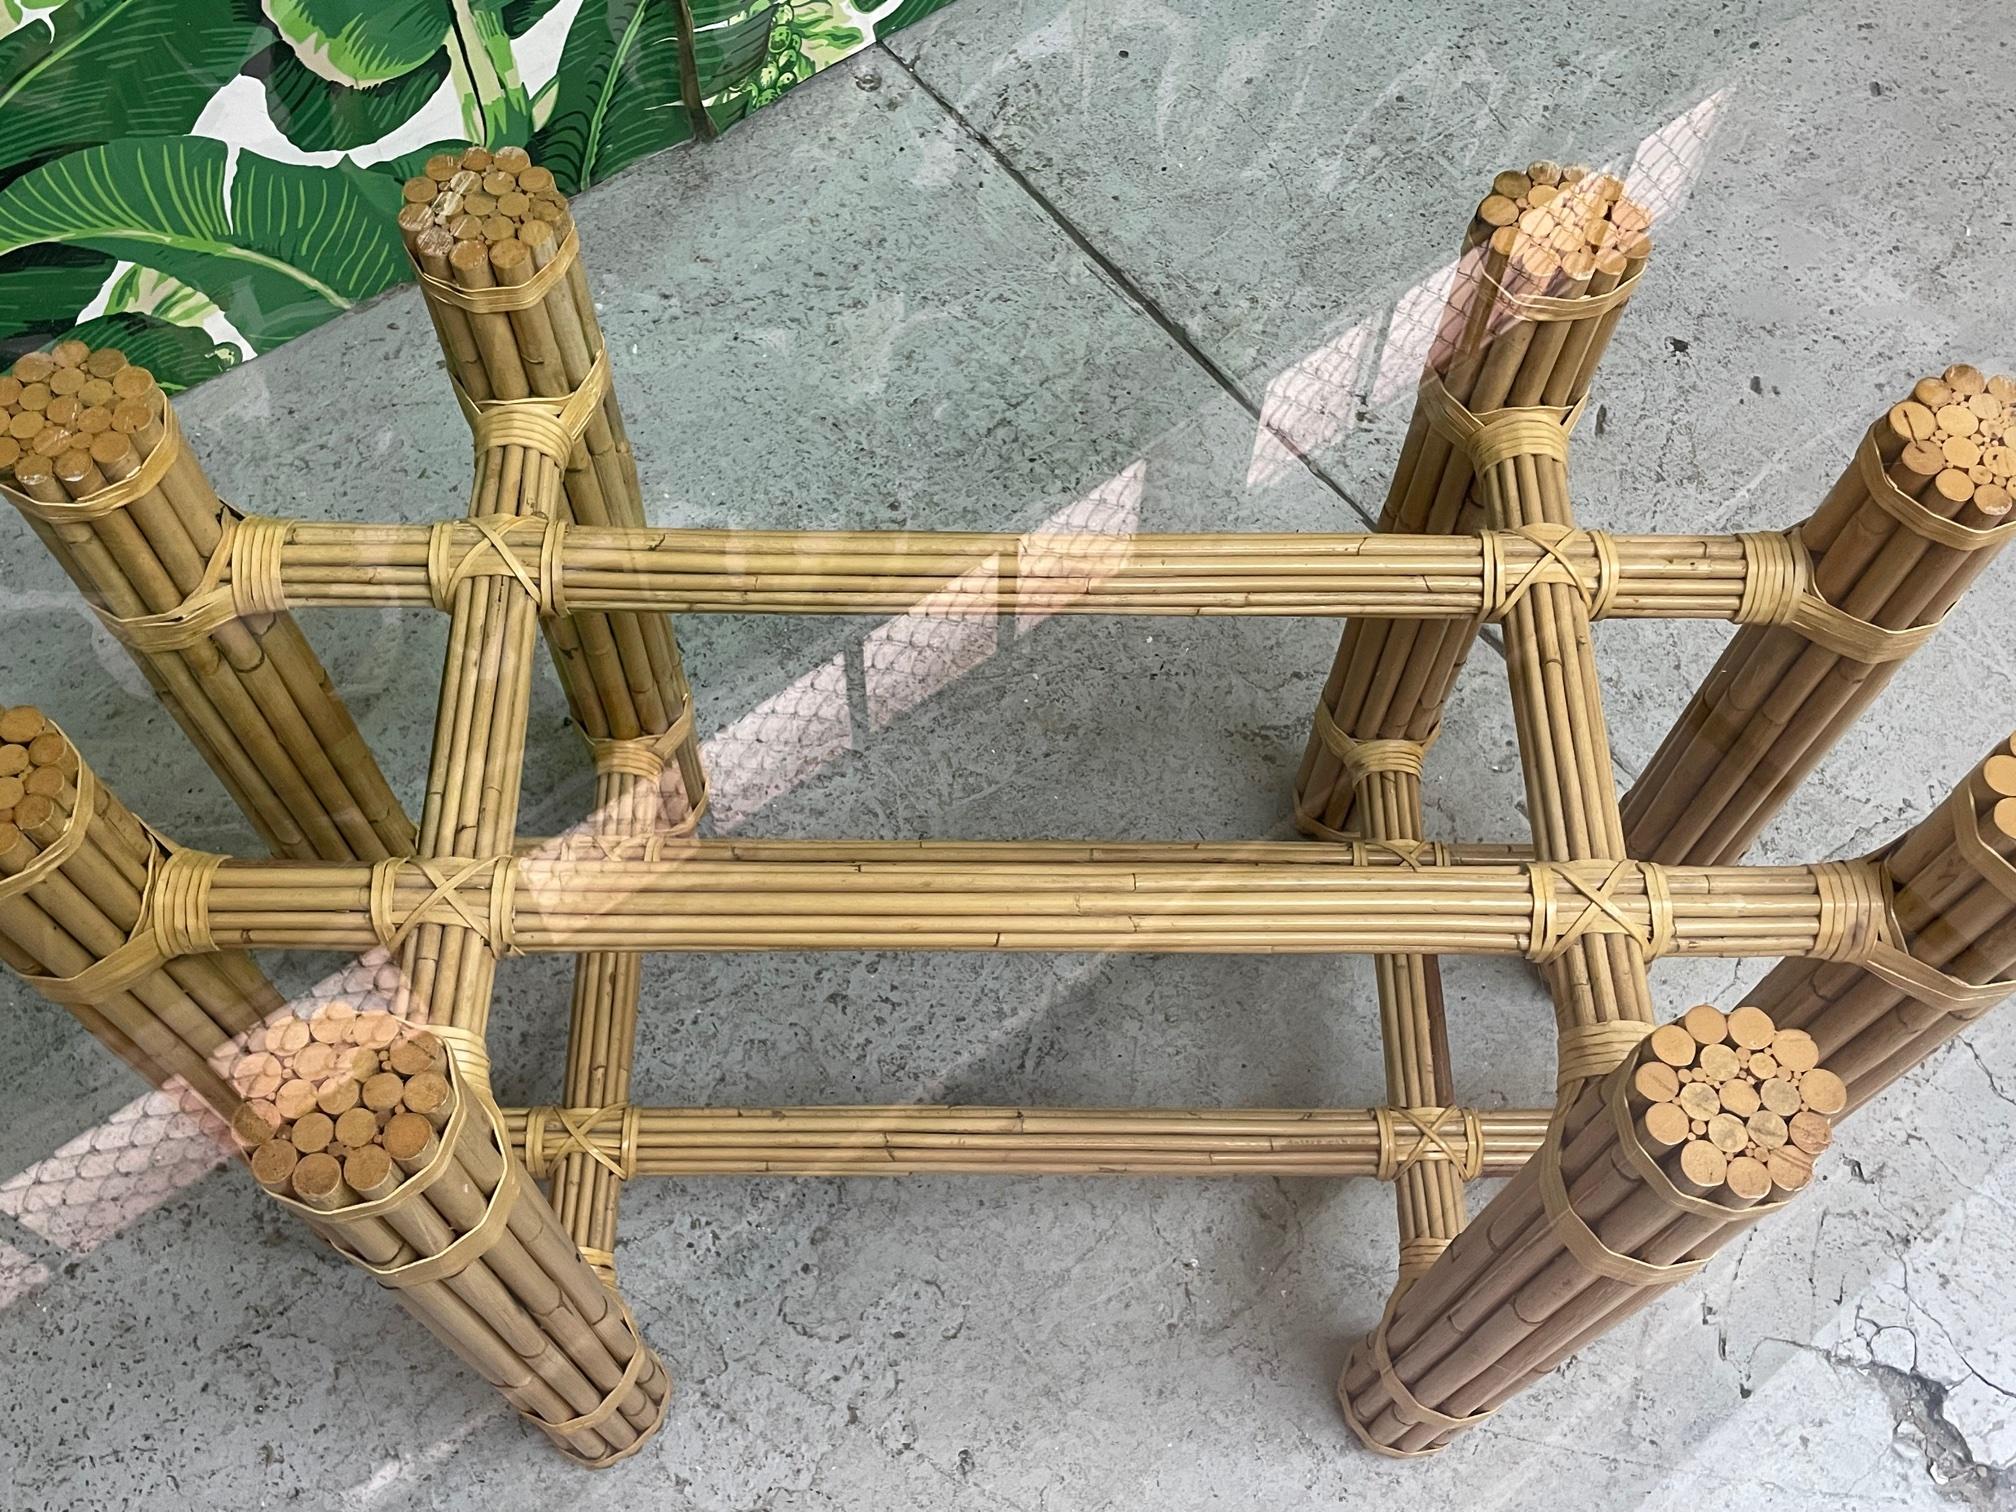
top-left (88, 509), bottom-right (293, 652)
top-left (1479, 521), bottom-right (1621, 622)
top-left (0, 754), bottom-right (223, 1007)
top-left (426, 513), bottom-right (569, 615)
top-left (368, 856), bottom-right (523, 961)
top-left (1372, 1106), bottom-right (1484, 1184)
top-left (583, 718), bottom-right (709, 836)
top-left (1848, 787), bottom-right (2016, 1017)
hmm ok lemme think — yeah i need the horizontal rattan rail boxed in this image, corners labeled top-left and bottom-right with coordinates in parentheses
top-left (502, 1104), bottom-right (1553, 1178)
top-left (172, 520), bottom-right (1806, 621)
top-left (178, 846), bottom-right (1881, 960)
top-left (507, 837), bottom-right (1534, 863)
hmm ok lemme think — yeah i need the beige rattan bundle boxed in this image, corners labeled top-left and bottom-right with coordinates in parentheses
top-left (397, 145), bottom-right (704, 830)
top-left (0, 708), bottom-right (279, 1110)
top-left (0, 346), bottom-right (412, 861)
top-left (1340, 1005), bottom-right (1835, 1456)
top-left (1296, 162), bottom-right (1653, 839)
top-left (1625, 367), bottom-right (2016, 863)
top-left (232, 1004), bottom-right (671, 1468)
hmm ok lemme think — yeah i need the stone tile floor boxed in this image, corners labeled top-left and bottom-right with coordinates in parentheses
top-left (1, 1), bottom-right (2013, 1506)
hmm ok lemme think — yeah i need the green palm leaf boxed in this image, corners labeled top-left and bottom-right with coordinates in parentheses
top-left (530, 0), bottom-right (692, 192)
top-left (0, 243), bottom-right (114, 345)
top-left (0, 138), bottom-right (407, 350)
top-left (872, 0), bottom-right (958, 32)
top-left (58, 311), bottom-right (242, 393)
top-left (258, 40), bottom-right (451, 152)
top-left (501, 0), bottom-right (566, 33)
top-left (0, 0), bottom-right (266, 178)
top-left (261, 0), bottom-right (447, 86)
top-left (692, 1), bottom-right (776, 94)
top-left (531, 0), bottom-right (780, 192)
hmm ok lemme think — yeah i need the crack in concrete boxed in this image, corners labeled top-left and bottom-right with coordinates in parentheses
top-left (1744, 1332), bottom-right (2016, 1506)
top-left (881, 44), bottom-right (1523, 688)
top-left (1962, 1040), bottom-right (2016, 1112)
top-left (877, 44), bottom-right (1376, 534)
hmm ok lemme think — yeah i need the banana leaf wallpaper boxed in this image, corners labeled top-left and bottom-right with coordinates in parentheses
top-left (0, 0), bottom-right (959, 390)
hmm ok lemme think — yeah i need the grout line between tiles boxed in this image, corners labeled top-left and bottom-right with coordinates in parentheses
top-left (881, 46), bottom-right (1512, 668)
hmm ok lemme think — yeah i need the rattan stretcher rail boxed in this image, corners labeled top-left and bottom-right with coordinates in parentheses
top-left (0, 145), bottom-right (2009, 1468)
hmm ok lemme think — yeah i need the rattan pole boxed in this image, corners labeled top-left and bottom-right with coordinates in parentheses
top-left (1338, 1011), bottom-right (1829, 1456)
top-left (506, 1105), bottom-right (1551, 1177)
top-left (1623, 408), bottom-right (1938, 821)
top-left (399, 148), bottom-right (704, 831)
top-left (345, 1130), bottom-right (640, 1460)
top-left (1389, 1157), bottom-right (1771, 1452)
top-left (1623, 369), bottom-right (2016, 864)
top-left (1366, 1016), bottom-right (1792, 1450)
top-left (0, 349), bottom-right (413, 861)
top-left (256, 521), bottom-right (1767, 620)
top-left (550, 753), bottom-right (655, 1283)
top-left (1651, 442), bottom-right (1967, 860)
top-left (189, 849), bottom-right (1874, 960)
top-left (1296, 167), bottom-right (1650, 838)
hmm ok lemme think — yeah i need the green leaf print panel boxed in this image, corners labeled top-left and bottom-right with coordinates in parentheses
top-left (0, 0), bottom-right (267, 179)
top-left (257, 41), bottom-right (453, 153)
top-left (529, 0), bottom-right (698, 193)
top-left (0, 138), bottom-right (407, 350)
top-left (61, 310), bottom-right (242, 392)
top-left (0, 0), bottom-right (964, 379)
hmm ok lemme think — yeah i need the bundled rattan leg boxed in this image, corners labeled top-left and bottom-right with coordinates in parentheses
top-left (0, 710), bottom-right (280, 1112)
top-left (1743, 731), bottom-right (2016, 1111)
top-left (0, 344), bottom-right (413, 861)
top-left (234, 1008), bottom-right (672, 1468)
top-left (1623, 368), bottom-right (2016, 864)
top-left (397, 147), bottom-right (706, 831)
top-left (1295, 161), bottom-right (1651, 839)
top-left (1338, 1005), bottom-right (1833, 1455)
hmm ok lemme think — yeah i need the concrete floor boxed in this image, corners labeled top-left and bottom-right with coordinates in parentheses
top-left (3, 0), bottom-right (2015, 1506)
